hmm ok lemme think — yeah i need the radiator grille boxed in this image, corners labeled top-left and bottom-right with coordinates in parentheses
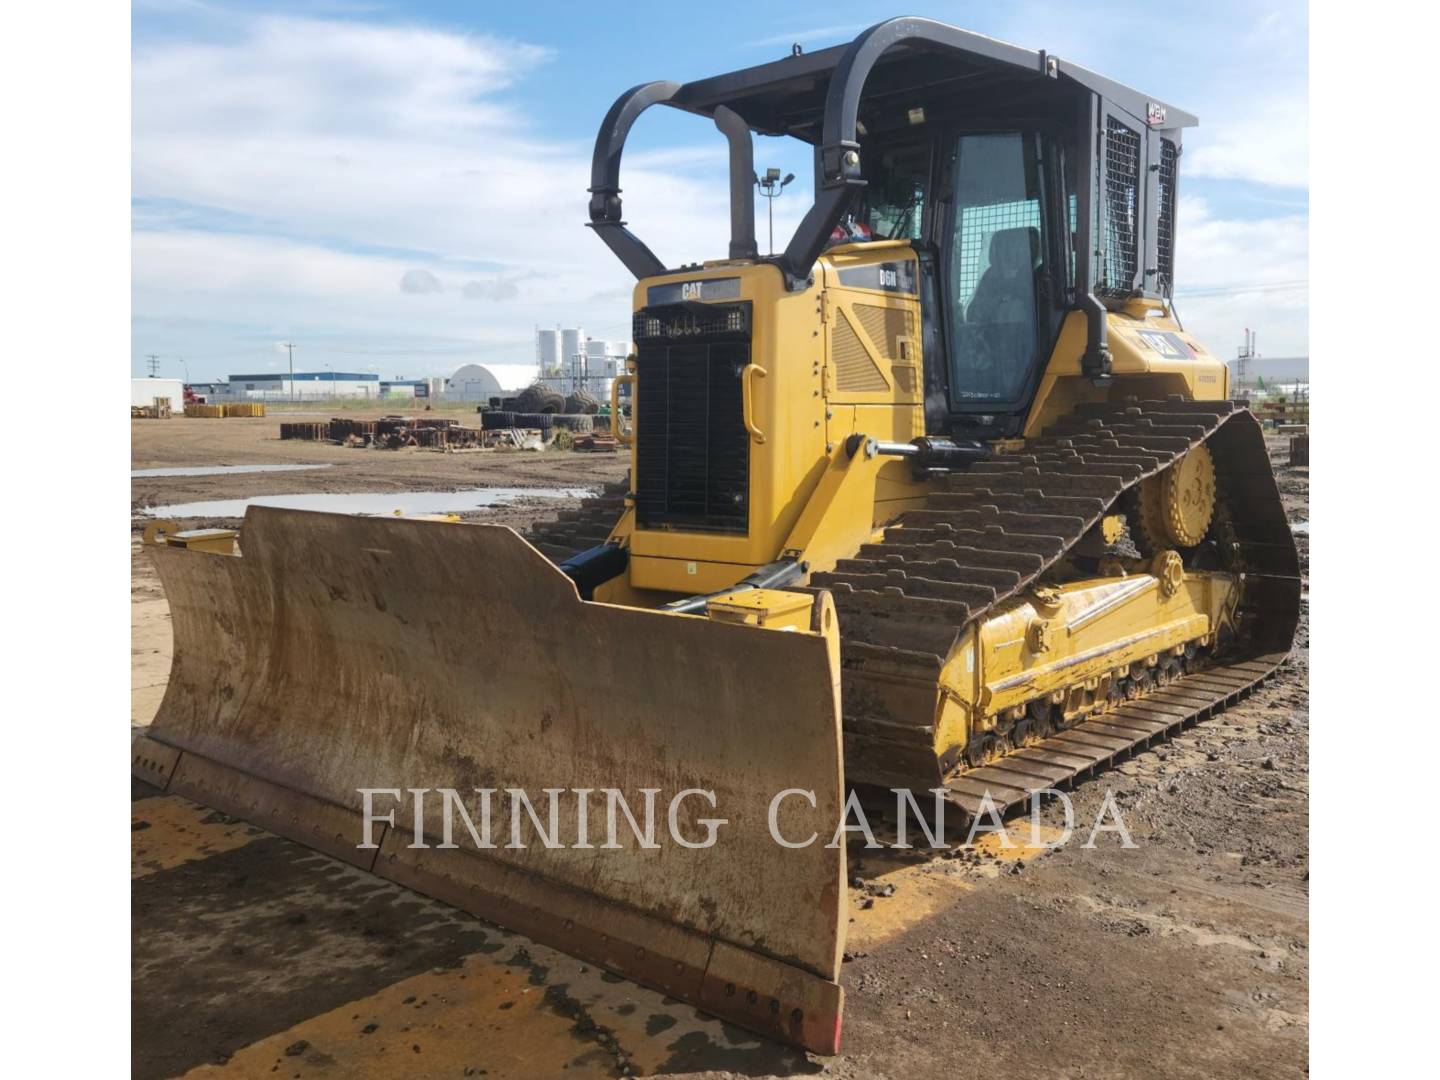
top-left (1156, 137), bottom-right (1178, 295)
top-left (632, 304), bottom-right (750, 534)
top-left (1099, 116), bottom-right (1141, 299)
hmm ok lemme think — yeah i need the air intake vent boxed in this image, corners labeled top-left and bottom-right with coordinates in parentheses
top-left (632, 302), bottom-right (751, 534)
top-left (832, 309), bottom-right (889, 392)
top-left (1099, 116), bottom-right (1141, 299)
top-left (853, 303), bottom-right (914, 360)
top-left (633, 304), bottom-right (748, 342)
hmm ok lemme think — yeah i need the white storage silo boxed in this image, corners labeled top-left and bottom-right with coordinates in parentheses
top-left (536, 328), bottom-right (561, 375)
top-left (561, 328), bottom-right (584, 374)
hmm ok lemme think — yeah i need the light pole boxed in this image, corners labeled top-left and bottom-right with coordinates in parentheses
top-left (754, 168), bottom-right (795, 256)
top-left (325, 362), bottom-right (334, 400)
top-left (281, 341), bottom-right (296, 402)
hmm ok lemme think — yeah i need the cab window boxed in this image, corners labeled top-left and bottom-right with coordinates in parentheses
top-left (944, 131), bottom-right (1056, 405)
top-left (861, 142), bottom-right (930, 240)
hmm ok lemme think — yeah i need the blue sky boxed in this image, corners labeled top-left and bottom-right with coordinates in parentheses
top-left (133, 0), bottom-right (1307, 384)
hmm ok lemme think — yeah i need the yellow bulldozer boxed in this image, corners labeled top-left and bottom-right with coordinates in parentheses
top-left (133, 18), bottom-right (1299, 1056)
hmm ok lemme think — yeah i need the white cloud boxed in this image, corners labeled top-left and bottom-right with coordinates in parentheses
top-left (1183, 91), bottom-right (1308, 188)
top-left (1171, 196), bottom-right (1308, 355)
top-left (138, 230), bottom-right (596, 340)
top-left (462, 278), bottom-right (520, 302)
top-left (972, 0), bottom-right (1307, 191)
top-left (134, 16), bottom-right (544, 140)
top-left (132, 12), bottom-right (733, 376)
top-left (1175, 196), bottom-right (1307, 285)
top-left (134, 4), bottom-right (1308, 375)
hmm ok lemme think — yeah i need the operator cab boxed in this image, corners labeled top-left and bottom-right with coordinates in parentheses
top-left (854, 124), bottom-right (1074, 433)
top-left (587, 17), bottom-right (1194, 439)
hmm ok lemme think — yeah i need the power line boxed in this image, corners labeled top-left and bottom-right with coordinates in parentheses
top-left (145, 353), bottom-right (161, 377)
top-left (1175, 279), bottom-right (1308, 299)
top-left (320, 344), bottom-right (486, 358)
top-left (164, 345), bottom-right (277, 362)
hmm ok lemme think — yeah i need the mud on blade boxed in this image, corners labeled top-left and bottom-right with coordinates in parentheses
top-left (135, 506), bottom-right (847, 1053)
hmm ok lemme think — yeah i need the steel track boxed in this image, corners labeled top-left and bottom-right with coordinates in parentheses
top-left (527, 399), bottom-right (1302, 814)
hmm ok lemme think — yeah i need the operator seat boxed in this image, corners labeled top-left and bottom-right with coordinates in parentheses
top-left (960, 226), bottom-right (1040, 397)
top-left (967, 226), bottom-right (1039, 326)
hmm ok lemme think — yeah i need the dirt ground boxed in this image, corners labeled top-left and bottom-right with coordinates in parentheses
top-left (130, 409), bottom-right (626, 728)
top-left (131, 415), bottom-right (1308, 1078)
top-left (132, 410), bottom-right (623, 531)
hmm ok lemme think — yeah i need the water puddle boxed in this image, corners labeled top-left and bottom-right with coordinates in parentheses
top-left (132, 463), bottom-right (334, 479)
top-left (140, 487), bottom-right (594, 519)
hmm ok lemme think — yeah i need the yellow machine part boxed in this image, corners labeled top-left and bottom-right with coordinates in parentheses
top-left (137, 507), bottom-right (849, 1053)
top-left (1137, 445), bottom-right (1218, 550)
top-left (600, 248), bottom-right (1233, 600)
top-left (1023, 302), bottom-right (1230, 436)
top-left (611, 245), bottom-right (934, 599)
top-left (133, 242), bottom-right (1291, 1059)
top-left (934, 565), bottom-right (1241, 759)
top-left (163, 527), bottom-right (240, 555)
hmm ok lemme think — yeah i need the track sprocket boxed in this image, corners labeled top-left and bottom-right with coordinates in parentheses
top-left (1135, 444), bottom-right (1216, 552)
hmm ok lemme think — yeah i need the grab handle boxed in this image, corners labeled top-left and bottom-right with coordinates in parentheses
top-left (741, 363), bottom-right (768, 444)
top-left (610, 372), bottom-right (636, 446)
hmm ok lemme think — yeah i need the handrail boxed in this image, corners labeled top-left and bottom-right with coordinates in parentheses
top-left (781, 18), bottom-right (1051, 285)
top-left (583, 16), bottom-right (1191, 308)
top-left (586, 81), bottom-right (682, 280)
top-left (741, 364), bottom-right (767, 444)
top-left (610, 372), bottom-right (636, 446)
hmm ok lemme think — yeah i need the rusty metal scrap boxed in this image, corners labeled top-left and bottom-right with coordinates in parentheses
top-left (276, 414), bottom-right (506, 451)
top-left (280, 422), bottom-right (331, 441)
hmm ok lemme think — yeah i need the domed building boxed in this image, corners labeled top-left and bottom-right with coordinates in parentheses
top-left (446, 364), bottom-right (504, 403)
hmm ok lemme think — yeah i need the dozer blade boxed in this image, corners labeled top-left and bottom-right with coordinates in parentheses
top-left (133, 506), bottom-right (847, 1054)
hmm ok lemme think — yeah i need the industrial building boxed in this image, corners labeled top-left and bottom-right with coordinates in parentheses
top-left (446, 364), bottom-right (504, 403)
top-left (586, 338), bottom-right (624, 382)
top-left (535, 325), bottom-right (628, 397)
top-left (185, 382), bottom-right (227, 402)
top-left (188, 372), bottom-right (447, 402)
top-left (378, 377), bottom-right (446, 402)
top-left (224, 371), bottom-right (381, 400)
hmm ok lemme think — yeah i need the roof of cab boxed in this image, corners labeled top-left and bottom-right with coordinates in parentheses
top-left (666, 21), bottom-right (1196, 140)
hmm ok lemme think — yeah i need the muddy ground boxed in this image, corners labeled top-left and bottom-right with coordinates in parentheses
top-left (130, 409), bottom-right (626, 727)
top-left (131, 410), bottom-right (623, 533)
top-left (131, 414), bottom-right (1308, 1078)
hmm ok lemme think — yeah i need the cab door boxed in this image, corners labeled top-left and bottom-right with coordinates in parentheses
top-left (938, 130), bottom-right (1067, 418)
